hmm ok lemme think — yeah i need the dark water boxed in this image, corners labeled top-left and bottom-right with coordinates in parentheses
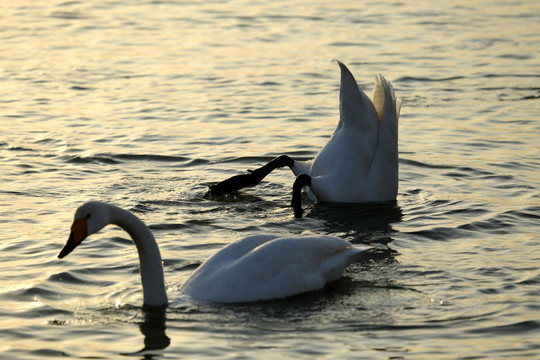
top-left (1, 0), bottom-right (539, 358)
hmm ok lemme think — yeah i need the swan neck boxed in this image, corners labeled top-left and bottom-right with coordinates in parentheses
top-left (110, 205), bottom-right (168, 307)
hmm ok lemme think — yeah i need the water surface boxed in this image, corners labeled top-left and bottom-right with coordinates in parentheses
top-left (1, 0), bottom-right (539, 358)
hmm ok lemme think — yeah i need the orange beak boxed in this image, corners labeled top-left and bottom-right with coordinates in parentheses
top-left (58, 217), bottom-right (88, 258)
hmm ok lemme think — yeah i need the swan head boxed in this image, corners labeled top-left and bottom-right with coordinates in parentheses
top-left (58, 201), bottom-right (111, 259)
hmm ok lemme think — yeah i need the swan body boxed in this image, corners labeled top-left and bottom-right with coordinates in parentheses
top-left (293, 63), bottom-right (401, 203)
top-left (59, 201), bottom-right (371, 306)
top-left (180, 233), bottom-right (368, 303)
top-left (209, 61), bottom-right (401, 216)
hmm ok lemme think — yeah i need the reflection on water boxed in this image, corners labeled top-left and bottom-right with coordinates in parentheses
top-left (127, 306), bottom-right (170, 356)
top-left (311, 201), bottom-right (403, 237)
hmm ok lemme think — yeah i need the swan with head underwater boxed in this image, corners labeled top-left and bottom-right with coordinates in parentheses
top-left (58, 201), bottom-right (371, 307)
top-left (209, 61), bottom-right (402, 217)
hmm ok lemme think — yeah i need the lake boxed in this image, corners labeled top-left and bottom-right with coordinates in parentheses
top-left (1, 0), bottom-right (539, 358)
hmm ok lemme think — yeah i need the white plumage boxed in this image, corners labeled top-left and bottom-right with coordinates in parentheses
top-left (209, 61), bottom-right (401, 217)
top-left (181, 234), bottom-right (369, 303)
top-left (292, 63), bottom-right (402, 203)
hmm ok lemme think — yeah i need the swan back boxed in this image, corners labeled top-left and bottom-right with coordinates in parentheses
top-left (180, 234), bottom-right (370, 303)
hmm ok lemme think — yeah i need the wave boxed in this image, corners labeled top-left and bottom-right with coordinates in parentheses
top-left (60, 153), bottom-right (209, 166)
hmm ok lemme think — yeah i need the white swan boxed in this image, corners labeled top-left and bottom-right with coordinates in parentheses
top-left (58, 201), bottom-right (371, 306)
top-left (209, 61), bottom-right (401, 217)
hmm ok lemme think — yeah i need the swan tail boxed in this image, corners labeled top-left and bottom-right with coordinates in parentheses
top-left (379, 75), bottom-right (400, 146)
top-left (367, 75), bottom-right (400, 200)
top-left (372, 74), bottom-right (401, 123)
top-left (337, 61), bottom-right (379, 132)
top-left (372, 76), bottom-right (384, 123)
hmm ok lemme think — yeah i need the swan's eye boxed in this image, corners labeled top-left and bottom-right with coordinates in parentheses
top-left (86, 213), bottom-right (92, 219)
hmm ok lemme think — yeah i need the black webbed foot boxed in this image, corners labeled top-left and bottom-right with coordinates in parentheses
top-left (209, 155), bottom-right (294, 195)
top-left (209, 172), bottom-right (263, 195)
top-left (291, 173), bottom-right (311, 218)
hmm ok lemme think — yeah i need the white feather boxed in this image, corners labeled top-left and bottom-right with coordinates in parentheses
top-left (294, 62), bottom-right (401, 203)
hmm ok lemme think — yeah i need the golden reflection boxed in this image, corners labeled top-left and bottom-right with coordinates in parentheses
top-left (1, 0), bottom-right (539, 358)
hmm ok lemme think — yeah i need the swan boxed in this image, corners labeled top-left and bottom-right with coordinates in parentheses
top-left (209, 61), bottom-right (401, 217)
top-left (58, 201), bottom-right (371, 306)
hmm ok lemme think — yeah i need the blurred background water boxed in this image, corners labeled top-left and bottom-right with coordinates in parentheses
top-left (1, 0), bottom-right (539, 358)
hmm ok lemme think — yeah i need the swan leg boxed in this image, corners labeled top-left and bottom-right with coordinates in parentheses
top-left (291, 173), bottom-right (311, 218)
top-left (209, 155), bottom-right (294, 195)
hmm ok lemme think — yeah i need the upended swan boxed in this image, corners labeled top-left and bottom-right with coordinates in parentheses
top-left (58, 201), bottom-right (371, 306)
top-left (209, 61), bottom-right (401, 217)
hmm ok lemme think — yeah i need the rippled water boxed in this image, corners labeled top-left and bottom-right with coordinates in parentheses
top-left (1, 0), bottom-right (539, 358)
